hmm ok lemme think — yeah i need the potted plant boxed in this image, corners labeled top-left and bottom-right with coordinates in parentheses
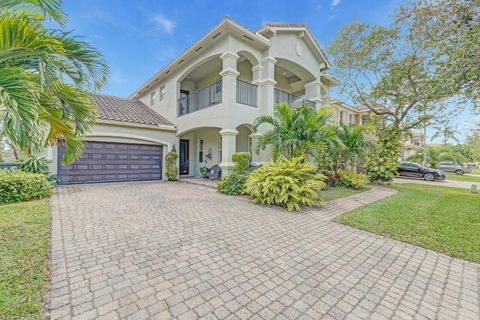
top-left (199, 166), bottom-right (208, 178)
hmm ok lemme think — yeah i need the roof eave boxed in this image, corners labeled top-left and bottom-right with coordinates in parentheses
top-left (96, 119), bottom-right (177, 131)
top-left (258, 25), bottom-right (332, 70)
top-left (129, 17), bottom-right (270, 99)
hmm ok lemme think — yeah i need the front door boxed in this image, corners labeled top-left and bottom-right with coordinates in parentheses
top-left (179, 139), bottom-right (189, 175)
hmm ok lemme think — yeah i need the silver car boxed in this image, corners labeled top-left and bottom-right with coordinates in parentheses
top-left (438, 161), bottom-right (471, 175)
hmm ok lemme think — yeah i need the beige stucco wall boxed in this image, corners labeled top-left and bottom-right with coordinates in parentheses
top-left (329, 102), bottom-right (361, 126)
top-left (237, 60), bottom-right (253, 82)
top-left (180, 127), bottom-right (221, 176)
top-left (236, 125), bottom-right (251, 153)
top-left (133, 25), bottom-right (334, 171)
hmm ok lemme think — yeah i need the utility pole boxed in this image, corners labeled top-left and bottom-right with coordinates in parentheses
top-left (422, 120), bottom-right (428, 166)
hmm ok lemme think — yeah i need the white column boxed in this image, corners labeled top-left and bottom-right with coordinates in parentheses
top-left (220, 52), bottom-right (240, 128)
top-left (219, 128), bottom-right (238, 176)
top-left (252, 64), bottom-right (263, 108)
top-left (305, 79), bottom-right (323, 109)
top-left (258, 56), bottom-right (277, 116)
top-left (252, 57), bottom-right (277, 162)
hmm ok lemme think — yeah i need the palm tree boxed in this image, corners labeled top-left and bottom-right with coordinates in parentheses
top-left (334, 124), bottom-right (373, 171)
top-left (431, 119), bottom-right (460, 145)
top-left (253, 103), bottom-right (338, 161)
top-left (0, 0), bottom-right (109, 164)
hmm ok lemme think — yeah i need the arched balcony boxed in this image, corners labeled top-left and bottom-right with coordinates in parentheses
top-left (274, 58), bottom-right (317, 108)
top-left (177, 55), bottom-right (223, 117)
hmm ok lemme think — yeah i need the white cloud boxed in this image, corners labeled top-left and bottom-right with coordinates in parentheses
top-left (331, 0), bottom-right (341, 7)
top-left (152, 15), bottom-right (176, 34)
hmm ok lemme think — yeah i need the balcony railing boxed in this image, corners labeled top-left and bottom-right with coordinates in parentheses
top-left (236, 79), bottom-right (258, 107)
top-left (274, 88), bottom-right (316, 108)
top-left (177, 80), bottom-right (222, 116)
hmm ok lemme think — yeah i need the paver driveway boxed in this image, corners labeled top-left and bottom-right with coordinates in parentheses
top-left (49, 182), bottom-right (480, 320)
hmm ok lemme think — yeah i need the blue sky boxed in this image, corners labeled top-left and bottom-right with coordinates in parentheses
top-left (63, 0), bottom-right (478, 142)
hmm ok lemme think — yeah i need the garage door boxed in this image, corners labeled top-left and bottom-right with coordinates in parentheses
top-left (58, 141), bottom-right (162, 184)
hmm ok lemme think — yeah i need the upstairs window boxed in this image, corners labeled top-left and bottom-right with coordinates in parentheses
top-left (159, 85), bottom-right (166, 101)
top-left (150, 91), bottom-right (156, 105)
top-left (349, 114), bottom-right (354, 125)
top-left (339, 110), bottom-right (344, 124)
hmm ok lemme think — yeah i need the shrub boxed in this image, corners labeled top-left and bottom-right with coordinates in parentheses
top-left (245, 156), bottom-right (327, 212)
top-left (366, 125), bottom-right (401, 182)
top-left (217, 152), bottom-right (251, 195)
top-left (0, 171), bottom-right (52, 204)
top-left (231, 152), bottom-right (251, 173)
top-left (165, 151), bottom-right (178, 181)
top-left (19, 157), bottom-right (50, 175)
top-left (217, 172), bottom-right (248, 195)
top-left (337, 169), bottom-right (369, 189)
top-left (324, 171), bottom-right (340, 187)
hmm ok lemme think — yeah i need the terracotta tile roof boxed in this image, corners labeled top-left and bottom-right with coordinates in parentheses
top-left (91, 94), bottom-right (175, 127)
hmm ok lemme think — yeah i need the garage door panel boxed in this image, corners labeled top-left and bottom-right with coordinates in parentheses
top-left (58, 141), bottom-right (163, 184)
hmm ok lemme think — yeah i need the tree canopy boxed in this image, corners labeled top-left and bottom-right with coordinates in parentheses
top-left (327, 0), bottom-right (479, 132)
top-left (0, 0), bottom-right (109, 164)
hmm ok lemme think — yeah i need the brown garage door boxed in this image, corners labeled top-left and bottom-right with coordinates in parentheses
top-left (58, 141), bottom-right (162, 184)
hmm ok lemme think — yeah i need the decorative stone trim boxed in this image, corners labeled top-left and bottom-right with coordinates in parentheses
top-left (220, 51), bottom-right (240, 61)
top-left (255, 78), bottom-right (277, 86)
top-left (219, 129), bottom-right (239, 136)
top-left (219, 68), bottom-right (240, 77)
top-left (260, 56), bottom-right (277, 64)
top-left (252, 65), bottom-right (264, 72)
top-left (305, 79), bottom-right (322, 88)
top-left (249, 132), bottom-right (263, 138)
top-left (309, 98), bottom-right (323, 103)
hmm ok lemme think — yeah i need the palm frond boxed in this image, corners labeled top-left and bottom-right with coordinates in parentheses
top-left (1, 0), bottom-right (67, 26)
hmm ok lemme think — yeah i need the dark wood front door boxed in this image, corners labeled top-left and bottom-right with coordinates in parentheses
top-left (179, 139), bottom-right (189, 175)
top-left (58, 141), bottom-right (162, 184)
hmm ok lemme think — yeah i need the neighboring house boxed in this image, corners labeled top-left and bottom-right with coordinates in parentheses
top-left (328, 100), bottom-right (424, 160)
top-left (42, 17), bottom-right (340, 184)
top-left (401, 131), bottom-right (424, 160)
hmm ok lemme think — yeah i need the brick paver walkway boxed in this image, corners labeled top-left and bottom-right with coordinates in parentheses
top-left (49, 182), bottom-right (480, 320)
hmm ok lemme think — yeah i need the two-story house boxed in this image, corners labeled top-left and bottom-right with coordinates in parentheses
top-left (44, 17), bottom-right (339, 184)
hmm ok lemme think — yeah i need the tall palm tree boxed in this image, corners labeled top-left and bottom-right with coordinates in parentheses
top-left (334, 124), bottom-right (373, 171)
top-left (431, 119), bottom-right (460, 145)
top-left (0, 0), bottom-right (109, 164)
top-left (253, 103), bottom-right (338, 161)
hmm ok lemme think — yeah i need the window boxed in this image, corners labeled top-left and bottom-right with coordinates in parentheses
top-left (339, 110), bottom-right (344, 124)
top-left (150, 90), bottom-right (156, 105)
top-left (159, 85), bottom-right (166, 101)
top-left (361, 115), bottom-right (369, 124)
top-left (349, 114), bottom-right (354, 125)
top-left (198, 139), bottom-right (204, 163)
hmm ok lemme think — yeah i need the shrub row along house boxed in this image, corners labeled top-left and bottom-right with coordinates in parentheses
top-left (38, 17), bottom-right (404, 184)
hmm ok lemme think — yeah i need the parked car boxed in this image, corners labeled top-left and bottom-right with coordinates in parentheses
top-left (438, 161), bottom-right (471, 175)
top-left (397, 162), bottom-right (446, 181)
top-left (0, 162), bottom-right (20, 170)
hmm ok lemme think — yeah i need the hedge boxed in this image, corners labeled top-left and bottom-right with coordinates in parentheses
top-left (0, 171), bottom-right (52, 204)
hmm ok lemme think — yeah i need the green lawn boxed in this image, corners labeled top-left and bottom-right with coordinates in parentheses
top-left (0, 200), bottom-right (50, 319)
top-left (337, 184), bottom-right (480, 263)
top-left (318, 186), bottom-right (365, 201)
top-left (446, 173), bottom-right (480, 183)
